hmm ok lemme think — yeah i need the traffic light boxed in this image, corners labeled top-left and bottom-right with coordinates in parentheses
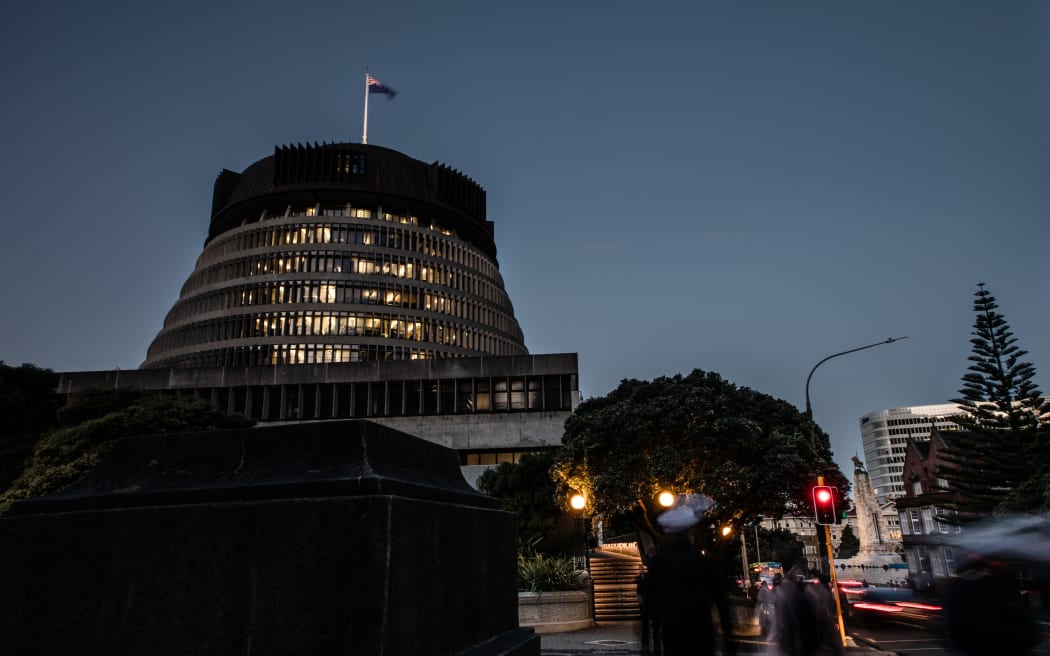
top-left (812, 485), bottom-right (837, 525)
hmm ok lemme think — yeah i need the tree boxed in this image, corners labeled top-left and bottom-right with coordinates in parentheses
top-left (0, 362), bottom-right (60, 495)
top-left (836, 525), bottom-right (860, 559)
top-left (763, 528), bottom-right (807, 572)
top-left (552, 370), bottom-right (849, 542)
top-left (942, 284), bottom-right (1050, 515)
top-left (0, 392), bottom-right (253, 513)
top-left (477, 451), bottom-right (561, 551)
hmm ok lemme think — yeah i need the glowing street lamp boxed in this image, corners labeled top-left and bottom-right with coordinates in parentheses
top-left (570, 494), bottom-right (586, 511)
top-left (658, 491), bottom-right (675, 508)
top-left (569, 494), bottom-right (587, 568)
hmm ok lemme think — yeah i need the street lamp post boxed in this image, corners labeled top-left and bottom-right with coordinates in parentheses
top-left (804, 336), bottom-right (908, 448)
top-left (570, 494), bottom-right (587, 570)
top-left (804, 336), bottom-right (907, 575)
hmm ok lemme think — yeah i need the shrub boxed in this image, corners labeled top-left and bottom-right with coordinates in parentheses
top-left (517, 552), bottom-right (587, 592)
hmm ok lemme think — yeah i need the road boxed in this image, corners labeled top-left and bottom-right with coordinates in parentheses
top-left (848, 613), bottom-right (1050, 655)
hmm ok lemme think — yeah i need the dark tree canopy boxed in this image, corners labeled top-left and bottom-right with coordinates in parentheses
top-left (477, 451), bottom-right (560, 551)
top-left (943, 284), bottom-right (1050, 515)
top-left (836, 525), bottom-right (860, 559)
top-left (552, 370), bottom-right (848, 538)
top-left (0, 362), bottom-right (60, 494)
top-left (0, 362), bottom-right (60, 439)
top-left (956, 284), bottom-right (1048, 432)
top-left (0, 391), bottom-right (254, 513)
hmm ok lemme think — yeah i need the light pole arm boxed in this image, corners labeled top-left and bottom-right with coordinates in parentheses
top-left (804, 336), bottom-right (909, 420)
top-left (806, 335), bottom-right (907, 447)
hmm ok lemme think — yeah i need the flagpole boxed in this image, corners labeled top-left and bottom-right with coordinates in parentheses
top-left (362, 70), bottom-right (370, 144)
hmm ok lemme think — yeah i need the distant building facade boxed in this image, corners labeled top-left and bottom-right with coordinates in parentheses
top-left (895, 429), bottom-right (964, 585)
top-left (58, 142), bottom-right (579, 485)
top-left (859, 403), bottom-right (962, 505)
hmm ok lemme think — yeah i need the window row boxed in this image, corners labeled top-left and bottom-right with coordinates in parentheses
top-left (905, 546), bottom-right (957, 578)
top-left (183, 250), bottom-right (510, 310)
top-left (147, 374), bottom-right (577, 420)
top-left (152, 311), bottom-right (526, 355)
top-left (165, 281), bottom-right (519, 339)
top-left (886, 417), bottom-right (955, 427)
top-left (461, 449), bottom-right (554, 466)
top-left (148, 343), bottom-right (445, 369)
top-left (898, 507), bottom-right (961, 536)
top-left (207, 217), bottom-right (497, 281)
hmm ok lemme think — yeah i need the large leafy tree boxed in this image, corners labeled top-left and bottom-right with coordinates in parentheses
top-left (836, 525), bottom-right (860, 559)
top-left (552, 370), bottom-right (848, 540)
top-left (477, 451), bottom-right (561, 551)
top-left (0, 391), bottom-right (253, 513)
top-left (0, 363), bottom-right (60, 494)
top-left (942, 284), bottom-right (1050, 515)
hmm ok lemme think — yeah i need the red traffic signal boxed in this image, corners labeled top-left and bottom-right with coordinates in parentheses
top-left (812, 485), bottom-right (837, 525)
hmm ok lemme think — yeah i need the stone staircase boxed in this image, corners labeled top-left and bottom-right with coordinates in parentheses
top-left (588, 548), bottom-right (644, 622)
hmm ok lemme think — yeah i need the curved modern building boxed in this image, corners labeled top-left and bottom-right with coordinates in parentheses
top-left (143, 142), bottom-right (527, 369)
top-left (59, 142), bottom-right (578, 486)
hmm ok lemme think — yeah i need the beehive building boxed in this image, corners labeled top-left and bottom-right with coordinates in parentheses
top-left (58, 143), bottom-right (578, 484)
top-left (144, 142), bottom-right (528, 368)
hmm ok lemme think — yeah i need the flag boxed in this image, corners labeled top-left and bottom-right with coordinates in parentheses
top-left (367, 74), bottom-right (397, 98)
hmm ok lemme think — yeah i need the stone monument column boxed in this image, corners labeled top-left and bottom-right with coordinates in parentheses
top-left (852, 455), bottom-right (894, 555)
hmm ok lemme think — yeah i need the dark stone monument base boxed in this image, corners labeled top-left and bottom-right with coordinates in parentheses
top-left (0, 420), bottom-right (538, 655)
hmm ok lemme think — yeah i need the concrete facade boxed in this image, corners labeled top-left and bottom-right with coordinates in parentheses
top-left (859, 403), bottom-right (963, 505)
top-left (58, 354), bottom-right (579, 486)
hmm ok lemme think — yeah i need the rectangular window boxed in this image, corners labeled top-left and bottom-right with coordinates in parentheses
top-left (439, 380), bottom-right (455, 414)
top-left (918, 547), bottom-right (932, 574)
top-left (457, 380), bottom-right (474, 413)
top-left (510, 377), bottom-right (526, 410)
top-left (388, 381), bottom-right (404, 417)
top-left (475, 379), bottom-right (491, 411)
top-left (910, 510), bottom-right (922, 535)
top-left (405, 381), bottom-right (421, 415)
top-left (934, 507), bottom-right (949, 533)
top-left (423, 382), bottom-right (438, 414)
top-left (493, 378), bottom-right (509, 410)
top-left (527, 378), bottom-right (542, 410)
top-left (543, 375), bottom-right (561, 410)
top-left (921, 508), bottom-right (935, 534)
top-left (931, 550), bottom-right (947, 577)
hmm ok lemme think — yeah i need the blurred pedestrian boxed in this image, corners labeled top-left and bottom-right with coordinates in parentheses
top-left (756, 579), bottom-right (775, 636)
top-left (773, 568), bottom-right (817, 656)
top-left (637, 570), bottom-right (661, 655)
top-left (647, 507), bottom-right (735, 656)
top-left (944, 556), bottom-right (1040, 655)
top-left (803, 575), bottom-right (843, 656)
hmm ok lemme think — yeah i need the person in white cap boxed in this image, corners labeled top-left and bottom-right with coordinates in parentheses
top-left (646, 507), bottom-right (735, 656)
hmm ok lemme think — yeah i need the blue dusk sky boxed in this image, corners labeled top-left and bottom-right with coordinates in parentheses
top-left (3, 1), bottom-right (1048, 487)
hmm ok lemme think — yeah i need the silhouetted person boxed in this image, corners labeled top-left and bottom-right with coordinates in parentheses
top-left (803, 575), bottom-right (843, 656)
top-left (773, 569), bottom-right (817, 656)
top-left (637, 571), bottom-right (661, 655)
top-left (756, 579), bottom-right (775, 636)
top-left (646, 530), bottom-right (734, 656)
top-left (944, 557), bottom-right (1040, 656)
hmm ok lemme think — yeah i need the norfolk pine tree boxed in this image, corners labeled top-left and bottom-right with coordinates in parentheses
top-left (942, 284), bottom-right (1050, 515)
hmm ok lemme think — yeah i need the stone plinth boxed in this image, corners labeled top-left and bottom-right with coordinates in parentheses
top-left (517, 591), bottom-right (593, 633)
top-left (0, 420), bottom-right (538, 656)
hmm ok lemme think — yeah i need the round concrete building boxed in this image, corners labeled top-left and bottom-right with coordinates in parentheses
top-left (143, 143), bottom-right (527, 368)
